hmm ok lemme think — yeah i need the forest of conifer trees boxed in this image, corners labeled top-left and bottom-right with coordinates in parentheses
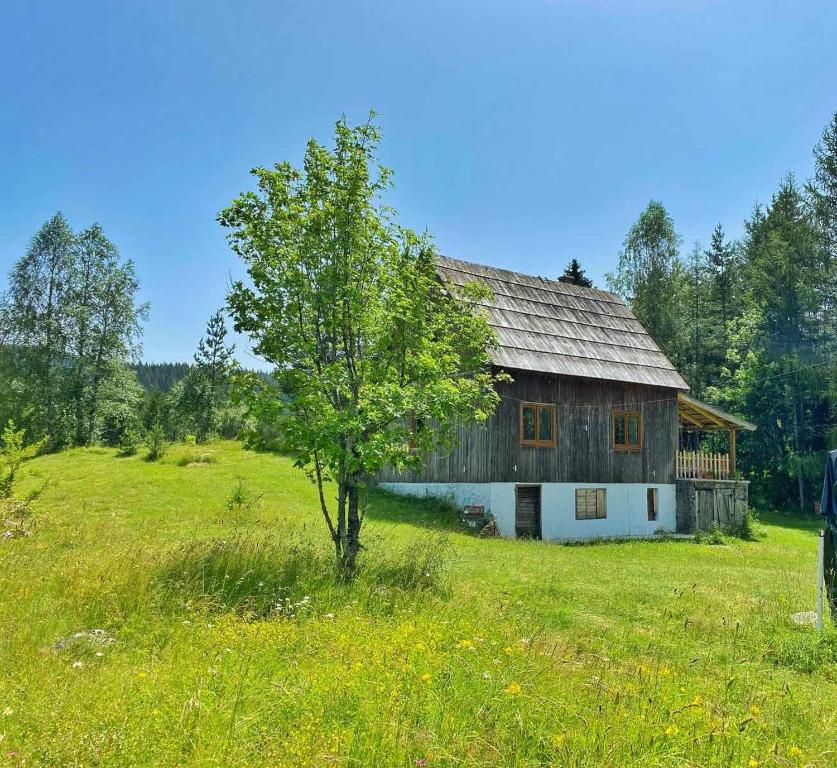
top-left (604, 113), bottom-right (836, 512)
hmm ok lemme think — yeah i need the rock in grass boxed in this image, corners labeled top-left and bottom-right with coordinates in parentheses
top-left (54, 629), bottom-right (115, 652)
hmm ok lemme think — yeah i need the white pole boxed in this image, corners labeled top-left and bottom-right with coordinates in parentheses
top-left (816, 530), bottom-right (825, 632)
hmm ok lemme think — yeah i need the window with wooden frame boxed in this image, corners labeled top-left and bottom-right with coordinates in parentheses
top-left (575, 488), bottom-right (607, 520)
top-left (647, 487), bottom-right (658, 521)
top-left (519, 403), bottom-right (556, 447)
top-left (612, 410), bottom-right (642, 450)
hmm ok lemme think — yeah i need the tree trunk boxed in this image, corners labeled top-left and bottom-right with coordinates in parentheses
top-left (345, 479), bottom-right (362, 574)
top-left (335, 473), bottom-right (347, 573)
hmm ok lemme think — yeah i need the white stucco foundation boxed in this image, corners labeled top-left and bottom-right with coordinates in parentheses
top-left (379, 481), bottom-right (676, 541)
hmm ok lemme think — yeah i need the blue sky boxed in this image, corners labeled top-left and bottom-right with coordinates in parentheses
top-left (2, 1), bottom-right (836, 364)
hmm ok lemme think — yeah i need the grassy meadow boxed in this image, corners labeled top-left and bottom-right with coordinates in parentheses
top-left (1, 441), bottom-right (835, 767)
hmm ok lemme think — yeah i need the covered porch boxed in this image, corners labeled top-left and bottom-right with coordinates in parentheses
top-left (676, 393), bottom-right (756, 480)
top-left (675, 394), bottom-right (756, 533)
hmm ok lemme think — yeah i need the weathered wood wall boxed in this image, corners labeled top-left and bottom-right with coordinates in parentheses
top-left (376, 368), bottom-right (680, 485)
top-left (675, 479), bottom-right (749, 533)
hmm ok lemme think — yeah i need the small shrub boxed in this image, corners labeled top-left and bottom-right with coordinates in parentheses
top-left (117, 428), bottom-right (143, 457)
top-left (145, 424), bottom-right (168, 461)
top-left (695, 523), bottom-right (726, 545)
top-left (729, 508), bottom-right (760, 541)
top-left (0, 421), bottom-right (46, 499)
top-left (184, 434), bottom-right (197, 447)
top-left (221, 477), bottom-right (263, 523)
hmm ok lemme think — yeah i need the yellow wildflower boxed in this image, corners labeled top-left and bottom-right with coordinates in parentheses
top-left (420, 673), bottom-right (432, 683)
top-left (503, 645), bottom-right (515, 655)
top-left (660, 666), bottom-right (672, 677)
top-left (691, 695), bottom-right (703, 706)
top-left (747, 759), bottom-right (759, 768)
top-left (553, 734), bottom-right (566, 748)
top-left (504, 682), bottom-right (522, 696)
top-left (458, 639), bottom-right (473, 650)
top-left (664, 724), bottom-right (679, 736)
top-left (788, 746), bottom-right (802, 758)
top-left (750, 705), bottom-right (761, 716)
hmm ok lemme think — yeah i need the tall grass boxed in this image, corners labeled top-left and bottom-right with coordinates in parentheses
top-left (0, 441), bottom-right (834, 767)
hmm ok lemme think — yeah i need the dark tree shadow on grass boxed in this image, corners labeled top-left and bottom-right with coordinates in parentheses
top-left (363, 488), bottom-right (462, 532)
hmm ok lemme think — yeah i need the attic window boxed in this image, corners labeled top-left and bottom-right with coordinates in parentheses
top-left (519, 403), bottom-right (556, 447)
top-left (613, 410), bottom-right (642, 451)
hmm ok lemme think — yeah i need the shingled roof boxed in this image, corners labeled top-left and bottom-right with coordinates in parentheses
top-left (435, 255), bottom-right (689, 391)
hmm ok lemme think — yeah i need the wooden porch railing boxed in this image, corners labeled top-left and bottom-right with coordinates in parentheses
top-left (676, 451), bottom-right (730, 480)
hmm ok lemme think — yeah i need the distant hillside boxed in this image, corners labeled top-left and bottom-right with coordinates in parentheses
top-left (132, 361), bottom-right (274, 392)
top-left (132, 362), bottom-right (190, 392)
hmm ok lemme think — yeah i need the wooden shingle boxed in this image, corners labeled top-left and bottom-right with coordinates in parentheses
top-left (436, 255), bottom-right (690, 391)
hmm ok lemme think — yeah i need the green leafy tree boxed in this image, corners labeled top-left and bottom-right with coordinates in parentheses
top-left (220, 116), bottom-right (501, 575)
top-left (607, 201), bottom-right (687, 370)
top-left (560, 258), bottom-right (593, 287)
top-left (66, 224), bottom-right (147, 445)
top-left (2, 213), bottom-right (75, 444)
top-left (1, 217), bottom-right (147, 447)
top-left (96, 363), bottom-right (146, 446)
top-left (78, 234), bottom-right (146, 444)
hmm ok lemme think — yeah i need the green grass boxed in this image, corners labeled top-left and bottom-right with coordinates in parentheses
top-left (1, 441), bottom-right (835, 767)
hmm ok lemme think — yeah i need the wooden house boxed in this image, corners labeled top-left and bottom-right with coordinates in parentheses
top-left (377, 256), bottom-right (754, 540)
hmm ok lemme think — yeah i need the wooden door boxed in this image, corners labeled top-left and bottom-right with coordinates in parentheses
top-left (697, 489), bottom-right (714, 530)
top-left (515, 485), bottom-right (542, 539)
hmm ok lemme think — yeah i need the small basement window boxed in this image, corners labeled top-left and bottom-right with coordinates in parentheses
top-left (613, 410), bottom-right (642, 450)
top-left (575, 488), bottom-right (607, 520)
top-left (519, 403), bottom-right (556, 448)
top-left (647, 488), bottom-right (658, 521)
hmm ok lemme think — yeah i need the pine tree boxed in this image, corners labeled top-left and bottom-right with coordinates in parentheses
top-left (807, 110), bottom-right (837, 441)
top-left (194, 310), bottom-right (236, 399)
top-left (560, 258), bottom-right (594, 287)
top-left (171, 311), bottom-right (236, 441)
top-left (705, 224), bottom-right (740, 350)
top-left (740, 176), bottom-right (830, 511)
top-left (809, 110), bottom-right (837, 254)
top-left (683, 243), bottom-right (710, 394)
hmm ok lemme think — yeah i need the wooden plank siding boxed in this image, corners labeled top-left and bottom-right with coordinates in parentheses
top-left (375, 367), bottom-right (680, 485)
